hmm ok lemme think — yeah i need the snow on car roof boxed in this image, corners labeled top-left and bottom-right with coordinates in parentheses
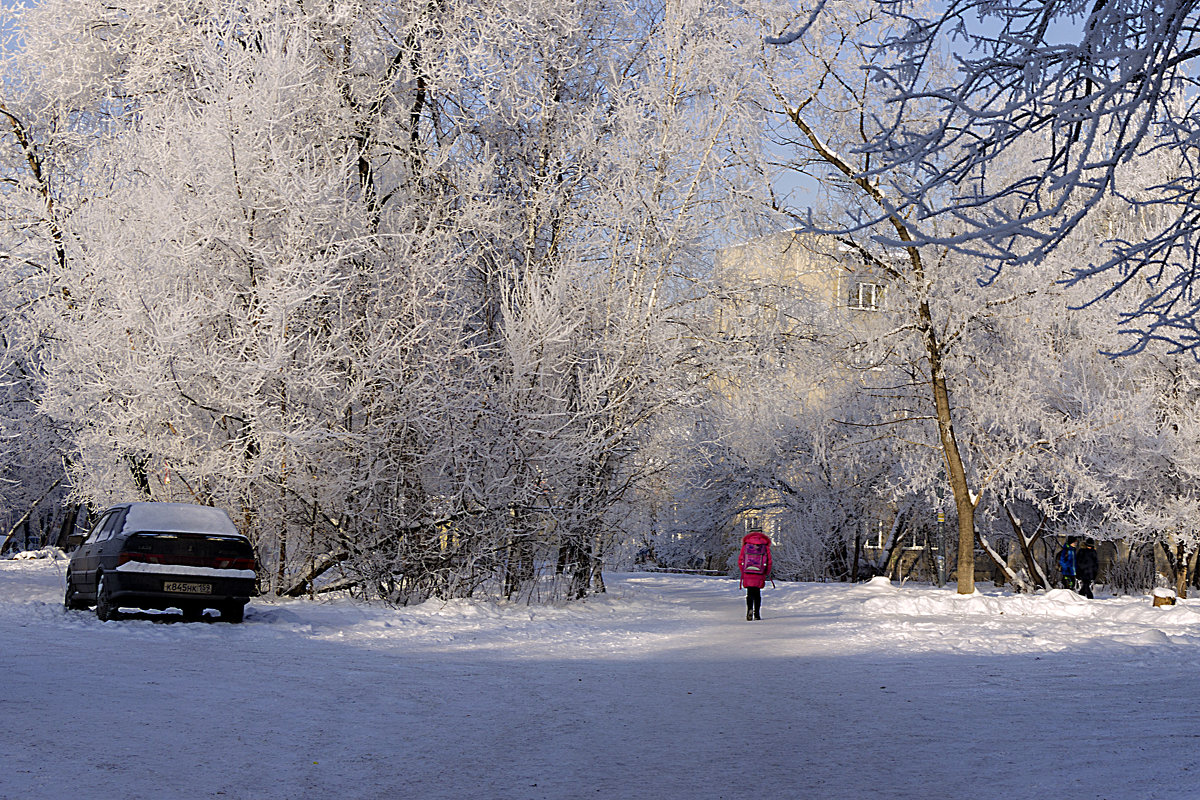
top-left (120, 502), bottom-right (240, 536)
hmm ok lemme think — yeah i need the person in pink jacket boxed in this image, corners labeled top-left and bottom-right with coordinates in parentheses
top-left (738, 530), bottom-right (772, 621)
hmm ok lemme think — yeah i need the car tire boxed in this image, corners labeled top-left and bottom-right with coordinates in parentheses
top-left (221, 602), bottom-right (245, 623)
top-left (95, 574), bottom-right (116, 621)
top-left (64, 574), bottom-right (86, 611)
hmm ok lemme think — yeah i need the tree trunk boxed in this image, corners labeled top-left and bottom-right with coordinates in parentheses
top-left (281, 550), bottom-right (349, 597)
top-left (935, 362), bottom-right (977, 595)
top-left (0, 479), bottom-right (63, 554)
top-left (852, 533), bottom-right (862, 582)
top-left (558, 535), bottom-right (593, 600)
top-left (1004, 505), bottom-right (1050, 589)
top-left (786, 106), bottom-right (978, 594)
top-left (886, 527), bottom-right (909, 580)
top-left (54, 504), bottom-right (82, 550)
top-left (1157, 540), bottom-right (1194, 600)
top-left (977, 530), bottom-right (1032, 591)
top-left (591, 532), bottom-right (607, 594)
top-left (1175, 541), bottom-right (1191, 600)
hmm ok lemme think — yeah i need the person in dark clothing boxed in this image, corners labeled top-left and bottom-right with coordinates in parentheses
top-left (1058, 536), bottom-right (1078, 590)
top-left (1076, 538), bottom-right (1100, 599)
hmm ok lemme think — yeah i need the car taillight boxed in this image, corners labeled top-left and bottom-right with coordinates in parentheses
top-left (215, 557), bottom-right (257, 571)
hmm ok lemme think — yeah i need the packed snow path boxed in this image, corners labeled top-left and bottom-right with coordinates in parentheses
top-left (4, 557), bottom-right (1200, 800)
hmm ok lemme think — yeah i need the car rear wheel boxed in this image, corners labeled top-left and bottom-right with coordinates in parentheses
top-left (95, 574), bottom-right (116, 621)
top-left (63, 574), bottom-right (87, 611)
top-left (221, 602), bottom-right (245, 623)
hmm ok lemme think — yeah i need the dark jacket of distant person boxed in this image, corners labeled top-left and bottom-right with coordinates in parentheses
top-left (1075, 540), bottom-right (1099, 583)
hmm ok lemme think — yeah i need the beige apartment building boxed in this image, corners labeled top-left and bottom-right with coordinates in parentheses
top-left (708, 229), bottom-right (932, 579)
top-left (714, 229), bottom-right (891, 346)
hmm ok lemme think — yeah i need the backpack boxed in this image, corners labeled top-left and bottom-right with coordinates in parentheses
top-left (742, 540), bottom-right (769, 574)
top-left (1058, 545), bottom-right (1076, 576)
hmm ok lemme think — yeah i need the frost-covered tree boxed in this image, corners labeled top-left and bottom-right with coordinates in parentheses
top-left (931, 136), bottom-right (1200, 595)
top-left (872, 0), bottom-right (1200, 350)
top-left (0, 4), bottom-right (82, 547)
top-left (1, 0), bottom-right (769, 600)
top-left (1091, 346), bottom-right (1200, 597)
top-left (754, 0), bottom-right (996, 591)
top-left (752, 0), bottom-right (1200, 595)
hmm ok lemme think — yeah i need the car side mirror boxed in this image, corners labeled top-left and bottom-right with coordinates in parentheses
top-left (66, 531), bottom-right (86, 551)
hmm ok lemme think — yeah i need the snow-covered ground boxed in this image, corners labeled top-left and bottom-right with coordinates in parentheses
top-left (3, 555), bottom-right (1200, 800)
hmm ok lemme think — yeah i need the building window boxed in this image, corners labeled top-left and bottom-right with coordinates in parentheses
top-left (864, 519), bottom-right (885, 549)
top-left (848, 281), bottom-right (885, 311)
top-left (863, 521), bottom-right (928, 550)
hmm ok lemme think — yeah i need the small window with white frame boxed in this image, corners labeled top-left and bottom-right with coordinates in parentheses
top-left (863, 519), bottom-right (885, 549)
top-left (848, 281), bottom-right (886, 311)
top-left (862, 520), bottom-right (928, 550)
top-left (906, 527), bottom-right (929, 551)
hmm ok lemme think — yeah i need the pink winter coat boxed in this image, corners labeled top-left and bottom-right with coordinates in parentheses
top-left (738, 531), bottom-right (772, 588)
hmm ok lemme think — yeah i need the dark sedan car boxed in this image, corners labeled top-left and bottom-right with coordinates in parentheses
top-left (64, 502), bottom-right (258, 622)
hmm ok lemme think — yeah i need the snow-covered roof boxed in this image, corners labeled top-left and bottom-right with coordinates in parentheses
top-left (120, 502), bottom-right (240, 537)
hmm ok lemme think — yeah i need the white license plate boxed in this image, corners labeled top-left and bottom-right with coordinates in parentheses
top-left (163, 581), bottom-right (212, 594)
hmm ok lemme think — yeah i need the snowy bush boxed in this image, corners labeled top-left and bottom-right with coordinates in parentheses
top-left (770, 531), bottom-right (839, 582)
top-left (1105, 548), bottom-right (1157, 596)
top-left (9, 547), bottom-right (65, 561)
top-left (0, 0), bottom-right (774, 604)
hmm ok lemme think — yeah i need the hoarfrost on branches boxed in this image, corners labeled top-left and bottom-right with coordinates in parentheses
top-left (0, 0), bottom-right (772, 601)
top-left (870, 0), bottom-right (1200, 350)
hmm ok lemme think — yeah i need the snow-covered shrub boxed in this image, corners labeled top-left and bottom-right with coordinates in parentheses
top-left (9, 547), bottom-right (65, 560)
top-left (769, 520), bottom-right (848, 582)
top-left (1105, 547), bottom-right (1156, 596)
top-left (652, 528), bottom-right (732, 573)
